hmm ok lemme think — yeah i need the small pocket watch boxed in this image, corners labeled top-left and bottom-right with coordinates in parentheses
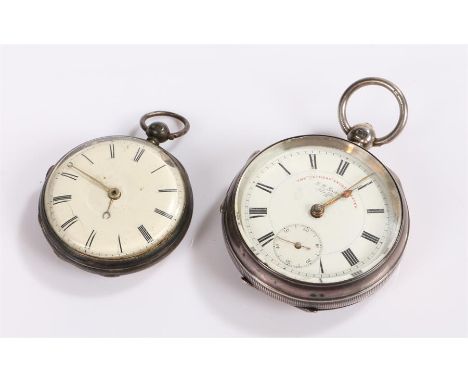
top-left (39, 111), bottom-right (193, 276)
top-left (221, 78), bottom-right (410, 311)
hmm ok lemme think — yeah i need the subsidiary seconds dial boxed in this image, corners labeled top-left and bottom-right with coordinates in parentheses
top-left (272, 224), bottom-right (322, 269)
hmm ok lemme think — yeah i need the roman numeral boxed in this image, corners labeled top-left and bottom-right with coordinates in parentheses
top-left (158, 189), bottom-right (177, 193)
top-left (358, 181), bottom-right (373, 190)
top-left (367, 209), bottom-right (385, 214)
top-left (52, 195), bottom-right (72, 205)
top-left (278, 162), bottom-right (291, 175)
top-left (134, 147), bottom-right (145, 162)
top-left (249, 207), bottom-right (267, 218)
top-left (256, 183), bottom-right (274, 193)
top-left (85, 230), bottom-right (97, 249)
top-left (342, 248), bottom-right (359, 266)
top-left (118, 235), bottom-right (123, 253)
top-left (81, 153), bottom-right (94, 164)
top-left (151, 165), bottom-right (166, 173)
top-left (336, 159), bottom-right (350, 176)
top-left (61, 172), bottom-right (78, 181)
top-left (258, 231), bottom-right (274, 247)
top-left (361, 231), bottom-right (380, 244)
top-left (61, 216), bottom-right (78, 231)
top-left (109, 143), bottom-right (115, 158)
top-left (319, 258), bottom-right (324, 273)
top-left (138, 225), bottom-right (153, 243)
top-left (309, 154), bottom-right (317, 169)
top-left (154, 208), bottom-right (173, 219)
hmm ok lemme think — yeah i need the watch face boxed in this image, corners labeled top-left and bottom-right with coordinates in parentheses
top-left (234, 135), bottom-right (403, 284)
top-left (43, 136), bottom-right (187, 259)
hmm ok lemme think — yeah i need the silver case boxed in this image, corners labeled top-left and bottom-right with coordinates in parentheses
top-left (221, 135), bottom-right (409, 311)
top-left (38, 135), bottom-right (193, 277)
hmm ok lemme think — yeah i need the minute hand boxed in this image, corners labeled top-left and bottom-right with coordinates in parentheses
top-left (322, 173), bottom-right (373, 208)
top-left (67, 162), bottom-right (112, 193)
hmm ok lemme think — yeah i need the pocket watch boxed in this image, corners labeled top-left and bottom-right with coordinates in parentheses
top-left (39, 111), bottom-right (193, 276)
top-left (221, 78), bottom-right (410, 311)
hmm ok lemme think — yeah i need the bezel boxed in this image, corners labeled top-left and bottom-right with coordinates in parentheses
top-left (221, 134), bottom-right (409, 310)
top-left (38, 135), bottom-right (193, 276)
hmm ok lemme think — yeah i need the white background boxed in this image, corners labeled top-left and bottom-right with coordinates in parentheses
top-left (0, 45), bottom-right (467, 337)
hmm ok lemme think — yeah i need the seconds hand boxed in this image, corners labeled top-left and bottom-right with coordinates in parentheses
top-left (102, 198), bottom-right (114, 219)
top-left (276, 236), bottom-right (311, 250)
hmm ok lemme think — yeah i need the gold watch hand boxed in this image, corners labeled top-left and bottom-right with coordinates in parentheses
top-left (347, 173), bottom-right (374, 192)
top-left (311, 173), bottom-right (373, 218)
top-left (276, 236), bottom-right (311, 250)
top-left (323, 173), bottom-right (373, 207)
top-left (67, 162), bottom-right (112, 193)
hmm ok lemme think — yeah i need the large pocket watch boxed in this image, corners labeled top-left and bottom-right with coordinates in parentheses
top-left (221, 78), bottom-right (410, 311)
top-left (39, 111), bottom-right (193, 276)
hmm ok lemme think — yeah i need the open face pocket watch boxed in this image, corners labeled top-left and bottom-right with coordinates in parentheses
top-left (39, 111), bottom-right (193, 276)
top-left (221, 78), bottom-right (410, 311)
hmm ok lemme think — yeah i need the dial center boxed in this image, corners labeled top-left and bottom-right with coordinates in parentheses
top-left (310, 203), bottom-right (324, 218)
top-left (108, 187), bottom-right (121, 200)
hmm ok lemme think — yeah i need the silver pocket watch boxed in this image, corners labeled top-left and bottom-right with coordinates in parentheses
top-left (39, 111), bottom-right (193, 276)
top-left (221, 78), bottom-right (410, 311)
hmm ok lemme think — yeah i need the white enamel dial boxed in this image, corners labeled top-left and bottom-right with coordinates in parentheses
top-left (234, 136), bottom-right (402, 284)
top-left (44, 136), bottom-right (187, 259)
